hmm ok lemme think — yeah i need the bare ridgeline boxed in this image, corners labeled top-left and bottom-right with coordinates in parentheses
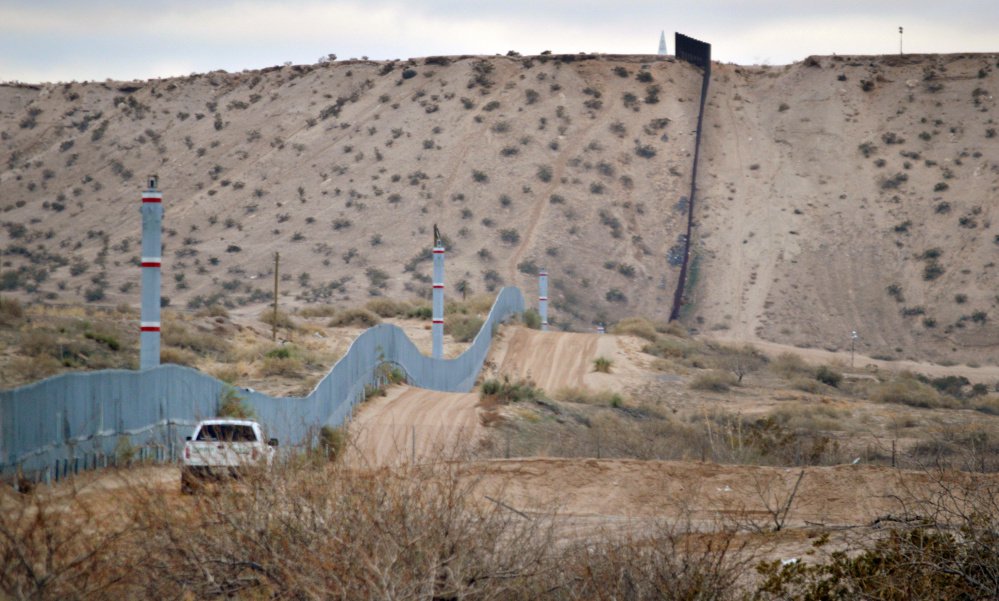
top-left (5, 33), bottom-right (999, 599)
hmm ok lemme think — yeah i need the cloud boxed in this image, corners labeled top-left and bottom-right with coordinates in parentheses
top-left (0, 1), bottom-right (996, 81)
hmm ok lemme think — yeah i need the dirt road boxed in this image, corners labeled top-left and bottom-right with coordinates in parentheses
top-left (347, 385), bottom-right (482, 466)
top-left (487, 328), bottom-right (599, 391)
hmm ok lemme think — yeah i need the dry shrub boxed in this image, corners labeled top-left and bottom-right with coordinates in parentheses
top-left (790, 376), bottom-right (827, 393)
top-left (870, 375), bottom-right (949, 408)
top-left (463, 293), bottom-right (496, 315)
top-left (643, 336), bottom-right (710, 369)
top-left (3, 461), bottom-right (554, 599)
top-left (8, 354), bottom-right (61, 381)
top-left (689, 370), bottom-right (738, 392)
top-left (259, 354), bottom-right (304, 377)
top-left (159, 346), bottom-right (197, 367)
top-left (208, 362), bottom-right (244, 384)
top-left (365, 298), bottom-right (411, 317)
top-left (554, 386), bottom-right (626, 407)
top-left (194, 303), bottom-right (229, 319)
top-left (19, 329), bottom-right (60, 358)
top-left (327, 308), bottom-right (381, 328)
top-left (258, 308), bottom-right (298, 330)
top-left (446, 314), bottom-right (484, 343)
top-left (610, 316), bottom-right (659, 341)
top-left (299, 304), bottom-right (338, 318)
top-left (560, 521), bottom-right (751, 600)
top-left (771, 352), bottom-right (812, 379)
top-left (0, 296), bottom-right (24, 325)
top-left (657, 320), bottom-right (689, 338)
top-left (161, 314), bottom-right (231, 359)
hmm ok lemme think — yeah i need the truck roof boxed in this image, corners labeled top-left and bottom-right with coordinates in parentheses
top-left (195, 419), bottom-right (261, 427)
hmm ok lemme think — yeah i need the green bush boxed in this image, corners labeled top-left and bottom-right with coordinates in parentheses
top-left (814, 365), bottom-right (842, 388)
top-left (479, 376), bottom-right (544, 404)
top-left (522, 308), bottom-right (541, 329)
top-left (218, 386), bottom-right (255, 418)
top-left (593, 357), bottom-right (613, 373)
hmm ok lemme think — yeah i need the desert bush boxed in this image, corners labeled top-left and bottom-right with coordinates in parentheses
top-left (771, 352), bottom-right (812, 380)
top-left (643, 336), bottom-right (706, 364)
top-left (299, 304), bottom-right (338, 318)
top-left (593, 356), bottom-right (614, 373)
top-left (259, 308), bottom-right (297, 330)
top-left (815, 365), bottom-right (843, 388)
top-left (553, 387), bottom-right (626, 407)
top-left (162, 316), bottom-right (231, 358)
top-left (446, 314), bottom-right (484, 343)
top-left (365, 298), bottom-right (411, 317)
top-left (689, 370), bottom-right (738, 392)
top-left (522, 308), bottom-right (541, 329)
top-left (0, 296), bottom-right (25, 325)
top-left (609, 317), bottom-right (659, 341)
top-left (317, 425), bottom-right (347, 460)
top-left (870, 375), bottom-right (951, 408)
top-left (327, 308), bottom-right (381, 328)
top-left (217, 385), bottom-right (255, 418)
top-left (159, 345), bottom-right (198, 367)
top-left (480, 375), bottom-right (545, 404)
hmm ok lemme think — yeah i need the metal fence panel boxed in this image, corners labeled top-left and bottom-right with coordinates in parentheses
top-left (1, 287), bottom-right (524, 479)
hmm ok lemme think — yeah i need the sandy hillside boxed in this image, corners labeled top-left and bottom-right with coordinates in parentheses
top-left (2, 51), bottom-right (998, 370)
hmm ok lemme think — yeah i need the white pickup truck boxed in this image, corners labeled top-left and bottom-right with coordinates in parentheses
top-left (181, 419), bottom-right (278, 493)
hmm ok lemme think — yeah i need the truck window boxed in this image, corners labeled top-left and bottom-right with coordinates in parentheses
top-left (196, 424), bottom-right (257, 442)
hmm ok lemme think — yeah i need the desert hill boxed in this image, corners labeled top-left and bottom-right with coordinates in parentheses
top-left (1, 51), bottom-right (998, 364)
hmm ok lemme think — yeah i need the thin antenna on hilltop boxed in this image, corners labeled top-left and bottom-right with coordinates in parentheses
top-left (899, 26), bottom-right (904, 55)
top-left (658, 31), bottom-right (668, 56)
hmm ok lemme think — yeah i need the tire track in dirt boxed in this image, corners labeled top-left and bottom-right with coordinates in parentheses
top-left (347, 385), bottom-right (482, 466)
top-left (490, 328), bottom-right (599, 392)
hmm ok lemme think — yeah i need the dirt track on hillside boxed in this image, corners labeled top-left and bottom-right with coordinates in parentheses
top-left (487, 328), bottom-right (599, 391)
top-left (347, 385), bottom-right (482, 466)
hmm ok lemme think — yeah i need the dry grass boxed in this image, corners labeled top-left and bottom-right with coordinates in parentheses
top-left (689, 370), bottom-right (738, 392)
top-left (609, 316), bottom-right (660, 341)
top-left (0, 459), bottom-right (758, 600)
top-left (327, 308), bottom-right (381, 328)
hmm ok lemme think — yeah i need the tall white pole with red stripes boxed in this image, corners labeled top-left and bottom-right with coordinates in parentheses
top-left (432, 233), bottom-right (445, 359)
top-left (539, 269), bottom-right (549, 331)
top-left (140, 176), bottom-right (162, 370)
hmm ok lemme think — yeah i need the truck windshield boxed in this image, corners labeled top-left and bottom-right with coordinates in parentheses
top-left (196, 424), bottom-right (257, 442)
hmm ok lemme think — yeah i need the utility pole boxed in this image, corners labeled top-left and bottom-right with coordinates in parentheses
top-left (272, 252), bottom-right (279, 341)
top-left (851, 330), bottom-right (858, 368)
top-left (899, 26), bottom-right (904, 55)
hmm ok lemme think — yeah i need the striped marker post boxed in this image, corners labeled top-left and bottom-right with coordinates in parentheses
top-left (432, 243), bottom-right (445, 359)
top-left (539, 269), bottom-right (549, 331)
top-left (140, 177), bottom-right (162, 370)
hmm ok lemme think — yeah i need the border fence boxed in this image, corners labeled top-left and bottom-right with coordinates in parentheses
top-left (670, 33), bottom-right (712, 321)
top-left (1, 286), bottom-right (525, 484)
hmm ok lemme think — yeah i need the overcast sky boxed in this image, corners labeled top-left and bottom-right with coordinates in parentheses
top-left (1, 0), bottom-right (996, 83)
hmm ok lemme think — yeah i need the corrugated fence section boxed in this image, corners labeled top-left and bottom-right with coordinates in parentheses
top-left (1, 286), bottom-right (525, 481)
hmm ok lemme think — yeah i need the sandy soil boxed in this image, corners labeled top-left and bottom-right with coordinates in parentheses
top-left (347, 385), bottom-right (482, 466)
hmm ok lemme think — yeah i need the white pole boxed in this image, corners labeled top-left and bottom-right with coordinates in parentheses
top-left (432, 242), bottom-right (445, 359)
top-left (539, 269), bottom-right (549, 331)
top-left (140, 175), bottom-right (162, 370)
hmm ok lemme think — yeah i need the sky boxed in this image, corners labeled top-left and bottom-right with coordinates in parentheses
top-left (1, 0), bottom-right (996, 83)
